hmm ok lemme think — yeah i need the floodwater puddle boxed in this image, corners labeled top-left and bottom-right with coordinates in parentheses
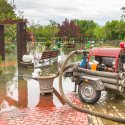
top-left (1, 48), bottom-right (125, 125)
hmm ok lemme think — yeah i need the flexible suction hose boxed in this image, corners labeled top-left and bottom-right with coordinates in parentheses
top-left (59, 50), bottom-right (125, 123)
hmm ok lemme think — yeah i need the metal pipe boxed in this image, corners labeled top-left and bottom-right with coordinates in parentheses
top-left (103, 83), bottom-right (124, 93)
top-left (72, 76), bottom-right (125, 92)
top-left (64, 63), bottom-right (75, 71)
top-left (73, 72), bottom-right (125, 87)
top-left (74, 66), bottom-right (124, 80)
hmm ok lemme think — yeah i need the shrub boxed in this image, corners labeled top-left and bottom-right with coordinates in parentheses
top-left (45, 40), bottom-right (51, 49)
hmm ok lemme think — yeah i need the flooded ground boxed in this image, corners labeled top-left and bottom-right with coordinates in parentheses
top-left (0, 47), bottom-right (80, 111)
top-left (0, 46), bottom-right (125, 125)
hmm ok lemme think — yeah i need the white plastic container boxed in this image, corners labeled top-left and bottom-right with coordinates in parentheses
top-left (22, 55), bottom-right (33, 63)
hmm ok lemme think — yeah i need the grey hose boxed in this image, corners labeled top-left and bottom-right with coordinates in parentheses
top-left (59, 50), bottom-right (125, 123)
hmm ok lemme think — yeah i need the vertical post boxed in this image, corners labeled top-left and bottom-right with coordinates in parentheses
top-left (0, 25), bottom-right (5, 61)
top-left (17, 22), bottom-right (27, 66)
top-left (74, 83), bottom-right (77, 92)
top-left (18, 79), bottom-right (28, 108)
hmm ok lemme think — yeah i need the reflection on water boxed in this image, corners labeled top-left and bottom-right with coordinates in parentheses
top-left (1, 45), bottom-right (125, 125)
top-left (0, 51), bottom-right (74, 111)
top-left (27, 79), bottom-right (40, 108)
top-left (0, 74), bottom-right (65, 111)
top-left (36, 93), bottom-right (55, 108)
top-left (0, 46), bottom-right (81, 112)
top-left (7, 76), bottom-right (18, 102)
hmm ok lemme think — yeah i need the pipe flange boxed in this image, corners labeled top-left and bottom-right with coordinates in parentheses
top-left (119, 73), bottom-right (125, 80)
top-left (119, 79), bottom-right (125, 87)
top-left (119, 86), bottom-right (124, 93)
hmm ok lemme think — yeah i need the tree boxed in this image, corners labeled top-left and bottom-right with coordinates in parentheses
top-left (0, 0), bottom-right (16, 20)
top-left (94, 26), bottom-right (106, 41)
top-left (115, 20), bottom-right (125, 40)
top-left (49, 20), bottom-right (59, 38)
top-left (28, 20), bottom-right (59, 41)
top-left (104, 20), bottom-right (118, 40)
top-left (75, 20), bottom-right (97, 41)
top-left (104, 20), bottom-right (125, 40)
top-left (0, 0), bottom-right (17, 43)
top-left (58, 18), bottom-right (80, 42)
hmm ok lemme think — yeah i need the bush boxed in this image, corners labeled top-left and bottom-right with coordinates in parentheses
top-left (5, 43), bottom-right (16, 53)
top-left (45, 40), bottom-right (51, 49)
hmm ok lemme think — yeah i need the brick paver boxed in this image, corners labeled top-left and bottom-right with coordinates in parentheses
top-left (0, 93), bottom-right (88, 125)
top-left (1, 86), bottom-right (125, 125)
top-left (83, 91), bottom-right (125, 125)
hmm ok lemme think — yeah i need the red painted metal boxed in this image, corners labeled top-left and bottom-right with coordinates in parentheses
top-left (88, 47), bottom-right (125, 72)
top-left (88, 48), bottom-right (123, 57)
top-left (119, 42), bottom-right (125, 48)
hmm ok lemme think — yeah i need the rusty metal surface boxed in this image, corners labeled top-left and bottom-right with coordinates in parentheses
top-left (0, 25), bottom-right (5, 61)
top-left (0, 19), bottom-right (27, 25)
top-left (17, 22), bottom-right (27, 65)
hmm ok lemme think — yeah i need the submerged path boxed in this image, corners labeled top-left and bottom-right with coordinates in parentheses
top-left (0, 60), bottom-right (125, 125)
top-left (1, 90), bottom-right (125, 125)
top-left (0, 93), bottom-right (88, 125)
top-left (0, 106), bottom-right (88, 125)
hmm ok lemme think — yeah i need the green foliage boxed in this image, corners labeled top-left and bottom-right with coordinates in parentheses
top-left (5, 43), bottom-right (16, 54)
top-left (104, 20), bottom-right (125, 40)
top-left (0, 0), bottom-right (24, 44)
top-left (75, 19), bottom-right (97, 40)
top-left (45, 40), bottom-right (51, 49)
top-left (0, 0), bottom-right (16, 20)
top-left (28, 18), bottom-right (125, 43)
top-left (104, 20), bottom-right (118, 40)
top-left (28, 20), bottom-right (59, 41)
top-left (5, 25), bottom-right (17, 43)
top-left (0, 0), bottom-right (18, 44)
top-left (94, 26), bottom-right (106, 40)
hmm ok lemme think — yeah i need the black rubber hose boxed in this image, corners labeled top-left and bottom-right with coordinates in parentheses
top-left (58, 50), bottom-right (125, 123)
